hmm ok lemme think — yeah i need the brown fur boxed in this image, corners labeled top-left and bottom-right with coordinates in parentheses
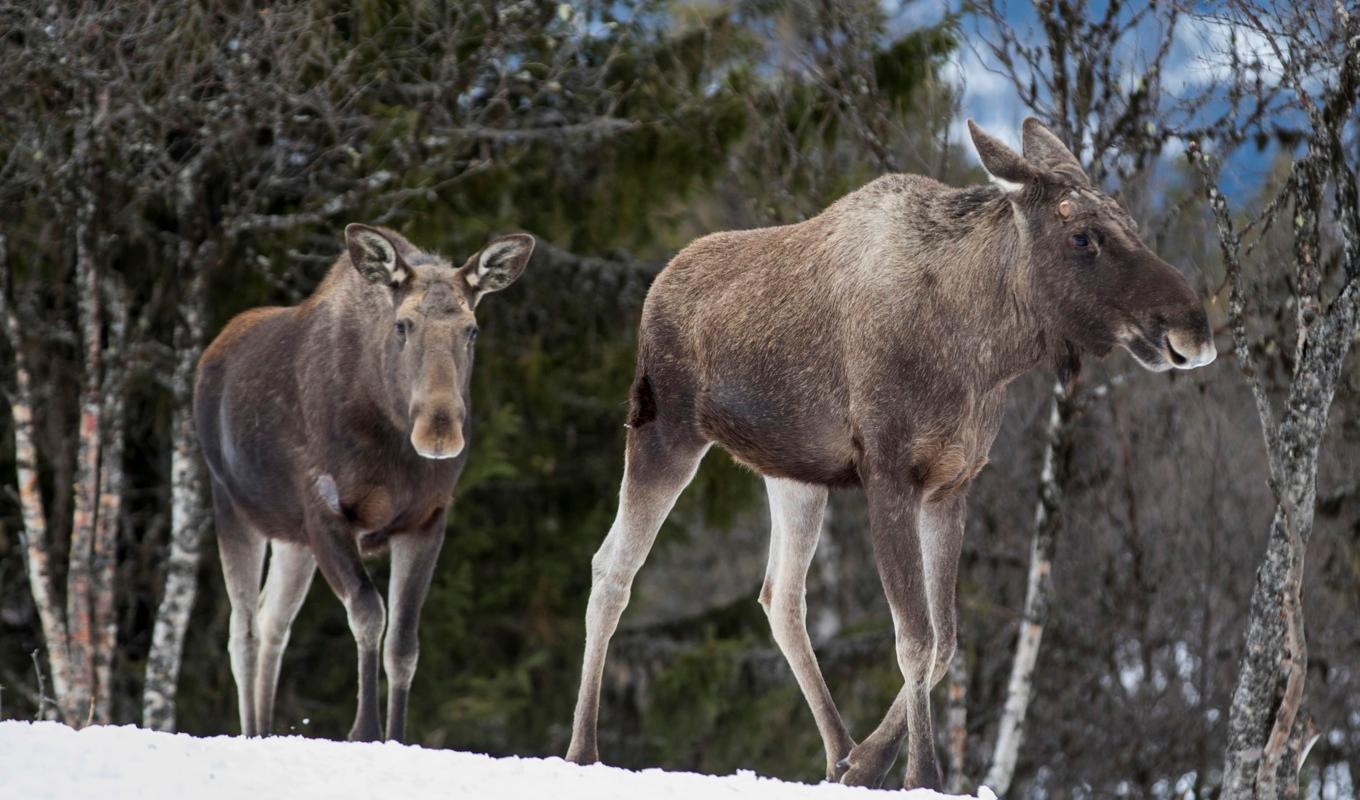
top-left (566, 118), bottom-right (1216, 788)
top-left (195, 224), bottom-right (534, 742)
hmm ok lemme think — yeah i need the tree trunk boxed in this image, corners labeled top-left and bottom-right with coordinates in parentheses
top-left (64, 162), bottom-right (103, 728)
top-left (142, 256), bottom-right (209, 732)
top-left (1196, 32), bottom-right (1360, 784)
top-left (984, 379), bottom-right (1078, 796)
top-left (92, 278), bottom-right (129, 725)
top-left (1221, 294), bottom-right (1356, 798)
top-left (1, 232), bottom-right (76, 722)
top-left (945, 649), bottom-right (969, 794)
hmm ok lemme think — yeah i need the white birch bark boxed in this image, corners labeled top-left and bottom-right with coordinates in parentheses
top-left (945, 649), bottom-right (969, 794)
top-left (64, 135), bottom-right (103, 726)
top-left (141, 258), bottom-right (208, 732)
top-left (1, 233), bottom-right (76, 722)
top-left (1188, 16), bottom-right (1359, 790)
top-left (92, 278), bottom-right (129, 725)
top-left (984, 380), bottom-right (1076, 795)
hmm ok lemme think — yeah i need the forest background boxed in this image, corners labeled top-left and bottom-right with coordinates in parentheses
top-left (0, 2), bottom-right (1356, 798)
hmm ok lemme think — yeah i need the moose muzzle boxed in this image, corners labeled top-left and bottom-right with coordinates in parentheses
top-left (410, 399), bottom-right (466, 459)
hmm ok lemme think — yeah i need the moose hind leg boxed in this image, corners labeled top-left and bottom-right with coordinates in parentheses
top-left (384, 525), bottom-right (446, 742)
top-left (214, 486), bottom-right (267, 737)
top-left (254, 539), bottom-right (316, 735)
top-left (839, 474), bottom-right (941, 790)
top-left (759, 477), bottom-right (855, 780)
top-left (566, 428), bottom-right (709, 764)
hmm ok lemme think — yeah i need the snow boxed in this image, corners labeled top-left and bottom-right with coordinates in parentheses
top-left (0, 721), bottom-right (993, 800)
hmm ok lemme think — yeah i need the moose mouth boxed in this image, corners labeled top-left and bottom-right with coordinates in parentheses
top-left (412, 439), bottom-right (464, 460)
top-left (1121, 327), bottom-right (1216, 372)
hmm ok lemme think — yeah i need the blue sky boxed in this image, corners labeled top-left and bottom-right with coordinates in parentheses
top-left (883, 0), bottom-right (1293, 200)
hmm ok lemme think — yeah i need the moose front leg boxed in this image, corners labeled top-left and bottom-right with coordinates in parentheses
top-left (838, 473), bottom-right (942, 790)
top-left (904, 492), bottom-right (967, 787)
top-left (384, 521), bottom-right (446, 742)
top-left (307, 504), bottom-right (386, 742)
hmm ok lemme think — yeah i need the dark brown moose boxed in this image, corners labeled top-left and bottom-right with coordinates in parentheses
top-left (195, 224), bottom-right (534, 741)
top-left (565, 118), bottom-right (1216, 788)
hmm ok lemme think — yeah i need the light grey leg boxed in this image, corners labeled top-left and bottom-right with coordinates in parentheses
top-left (920, 495), bottom-right (965, 689)
top-left (566, 431), bottom-right (709, 764)
top-left (759, 477), bottom-right (856, 780)
top-left (214, 485), bottom-right (267, 737)
top-left (253, 540), bottom-right (316, 735)
top-left (384, 525), bottom-right (445, 742)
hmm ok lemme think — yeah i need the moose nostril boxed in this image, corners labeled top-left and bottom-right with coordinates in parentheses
top-left (1164, 337), bottom-right (1188, 366)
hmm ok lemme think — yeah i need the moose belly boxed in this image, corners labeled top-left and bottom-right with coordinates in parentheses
top-left (695, 380), bottom-right (860, 487)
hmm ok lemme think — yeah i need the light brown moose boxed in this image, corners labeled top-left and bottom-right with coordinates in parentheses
top-left (195, 225), bottom-right (534, 741)
top-left (565, 118), bottom-right (1216, 788)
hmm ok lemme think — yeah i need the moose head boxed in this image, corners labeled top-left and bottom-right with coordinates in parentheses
top-left (345, 224), bottom-right (535, 459)
top-left (968, 118), bottom-right (1216, 372)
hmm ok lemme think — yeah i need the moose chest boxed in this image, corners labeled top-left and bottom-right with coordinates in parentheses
top-left (899, 382), bottom-right (1008, 502)
top-left (312, 451), bottom-right (460, 554)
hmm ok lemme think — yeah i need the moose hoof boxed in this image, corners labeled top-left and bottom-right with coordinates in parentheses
top-left (838, 763), bottom-right (887, 789)
top-left (826, 736), bottom-right (857, 782)
top-left (903, 770), bottom-right (943, 792)
top-left (837, 743), bottom-right (894, 788)
top-left (832, 756), bottom-right (852, 783)
top-left (347, 721), bottom-right (383, 743)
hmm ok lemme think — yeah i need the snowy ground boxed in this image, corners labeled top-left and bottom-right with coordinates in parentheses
top-left (0, 720), bottom-right (993, 800)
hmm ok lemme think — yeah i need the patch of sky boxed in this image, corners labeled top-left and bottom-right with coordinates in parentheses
top-left (904, 0), bottom-right (1309, 201)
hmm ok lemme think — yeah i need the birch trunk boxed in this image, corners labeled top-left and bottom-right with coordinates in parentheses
top-left (142, 257), bottom-right (208, 732)
top-left (64, 158), bottom-right (103, 727)
top-left (984, 379), bottom-right (1077, 796)
top-left (1221, 328), bottom-right (1352, 798)
top-left (1218, 258), bottom-right (1357, 800)
top-left (1190, 28), bottom-right (1360, 789)
top-left (1, 233), bottom-right (75, 721)
top-left (92, 279), bottom-right (129, 725)
top-left (944, 649), bottom-right (969, 794)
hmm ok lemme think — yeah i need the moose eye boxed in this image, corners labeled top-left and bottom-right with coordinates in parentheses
top-left (466, 325), bottom-right (480, 342)
top-left (395, 319), bottom-right (411, 344)
top-left (1072, 233), bottom-right (1090, 249)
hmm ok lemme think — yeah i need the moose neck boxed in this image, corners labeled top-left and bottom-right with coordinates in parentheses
top-left (905, 186), bottom-right (1050, 391)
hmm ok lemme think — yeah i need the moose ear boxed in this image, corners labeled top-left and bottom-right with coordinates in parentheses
top-left (462, 233), bottom-right (535, 303)
top-left (1021, 117), bottom-right (1089, 186)
top-left (967, 119), bottom-right (1040, 193)
top-left (345, 224), bottom-right (408, 287)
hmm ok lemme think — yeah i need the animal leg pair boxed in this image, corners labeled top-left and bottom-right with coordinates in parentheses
top-left (217, 483), bottom-right (445, 741)
top-left (566, 427), bottom-right (962, 790)
top-left (216, 482), bottom-right (312, 738)
top-left (761, 479), bottom-right (962, 788)
top-left (832, 484), bottom-right (964, 789)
